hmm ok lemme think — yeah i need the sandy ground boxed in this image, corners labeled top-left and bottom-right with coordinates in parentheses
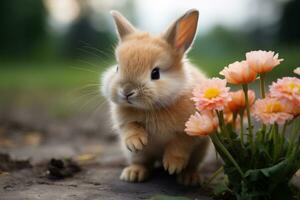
top-left (0, 103), bottom-right (218, 200)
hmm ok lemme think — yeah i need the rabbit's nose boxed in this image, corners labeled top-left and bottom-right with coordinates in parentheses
top-left (119, 89), bottom-right (136, 100)
top-left (120, 83), bottom-right (136, 99)
top-left (125, 91), bottom-right (135, 98)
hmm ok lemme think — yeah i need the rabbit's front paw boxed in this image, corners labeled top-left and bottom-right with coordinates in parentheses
top-left (120, 164), bottom-right (149, 182)
top-left (125, 132), bottom-right (148, 152)
top-left (163, 152), bottom-right (188, 175)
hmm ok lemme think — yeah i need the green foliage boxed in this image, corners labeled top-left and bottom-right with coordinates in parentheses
top-left (219, 160), bottom-right (296, 200)
top-left (213, 118), bottom-right (300, 200)
top-left (62, 15), bottom-right (115, 59)
top-left (0, 0), bottom-right (46, 57)
top-left (150, 195), bottom-right (190, 200)
top-left (0, 61), bottom-right (110, 91)
top-left (279, 0), bottom-right (300, 45)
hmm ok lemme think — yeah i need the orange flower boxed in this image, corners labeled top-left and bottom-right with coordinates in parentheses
top-left (223, 108), bottom-right (234, 124)
top-left (246, 50), bottom-right (283, 73)
top-left (223, 107), bottom-right (246, 130)
top-left (227, 90), bottom-right (256, 112)
top-left (185, 112), bottom-right (218, 136)
top-left (294, 67), bottom-right (300, 76)
top-left (220, 61), bottom-right (257, 84)
top-left (253, 98), bottom-right (294, 125)
top-left (291, 105), bottom-right (300, 117)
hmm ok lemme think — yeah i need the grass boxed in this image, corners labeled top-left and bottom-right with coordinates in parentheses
top-left (0, 60), bottom-right (110, 91)
top-left (0, 47), bottom-right (299, 100)
top-left (0, 48), bottom-right (299, 118)
top-left (0, 60), bottom-right (112, 118)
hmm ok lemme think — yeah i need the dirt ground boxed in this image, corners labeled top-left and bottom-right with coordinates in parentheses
top-left (1, 98), bottom-right (300, 200)
top-left (0, 102), bottom-right (219, 200)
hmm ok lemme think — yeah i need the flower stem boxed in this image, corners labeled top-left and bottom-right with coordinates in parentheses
top-left (242, 84), bottom-right (254, 154)
top-left (216, 110), bottom-right (229, 137)
top-left (287, 120), bottom-right (299, 156)
top-left (239, 110), bottom-right (245, 147)
top-left (281, 122), bottom-right (288, 146)
top-left (282, 123), bottom-right (287, 135)
top-left (233, 112), bottom-right (238, 126)
top-left (268, 125), bottom-right (275, 141)
top-left (273, 123), bottom-right (280, 161)
top-left (259, 73), bottom-right (267, 132)
top-left (203, 166), bottom-right (224, 188)
top-left (259, 73), bottom-right (266, 98)
top-left (210, 133), bottom-right (244, 179)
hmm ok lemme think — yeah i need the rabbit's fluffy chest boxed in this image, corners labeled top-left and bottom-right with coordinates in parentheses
top-left (137, 107), bottom-right (189, 157)
top-left (142, 109), bottom-right (184, 136)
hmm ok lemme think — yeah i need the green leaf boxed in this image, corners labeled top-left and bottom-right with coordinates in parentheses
top-left (244, 159), bottom-right (287, 182)
top-left (260, 160), bottom-right (287, 178)
top-left (150, 195), bottom-right (190, 200)
top-left (213, 181), bottom-right (229, 196)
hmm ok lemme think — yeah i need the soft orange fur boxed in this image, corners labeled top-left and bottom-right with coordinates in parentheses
top-left (101, 9), bottom-right (209, 185)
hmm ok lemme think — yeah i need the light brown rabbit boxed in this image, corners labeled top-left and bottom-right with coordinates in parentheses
top-left (101, 9), bottom-right (210, 185)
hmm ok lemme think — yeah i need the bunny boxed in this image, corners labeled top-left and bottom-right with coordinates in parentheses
top-left (101, 9), bottom-right (210, 185)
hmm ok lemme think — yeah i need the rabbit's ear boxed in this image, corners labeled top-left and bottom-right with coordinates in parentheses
top-left (163, 9), bottom-right (199, 54)
top-left (111, 10), bottom-right (136, 40)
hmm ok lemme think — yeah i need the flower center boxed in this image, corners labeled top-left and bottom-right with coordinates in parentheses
top-left (288, 82), bottom-right (300, 92)
top-left (204, 88), bottom-right (220, 99)
top-left (266, 102), bottom-right (283, 113)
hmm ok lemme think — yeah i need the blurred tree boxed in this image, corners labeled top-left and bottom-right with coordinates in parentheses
top-left (62, 0), bottom-right (135, 59)
top-left (61, 0), bottom-right (115, 59)
top-left (63, 14), bottom-right (114, 59)
top-left (279, 0), bottom-right (300, 45)
top-left (192, 26), bottom-right (255, 58)
top-left (0, 0), bottom-right (47, 58)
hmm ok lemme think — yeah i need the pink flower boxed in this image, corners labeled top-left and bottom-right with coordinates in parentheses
top-left (253, 98), bottom-right (294, 125)
top-left (294, 67), bottom-right (300, 75)
top-left (269, 77), bottom-right (300, 106)
top-left (246, 50), bottom-right (283, 73)
top-left (227, 90), bottom-right (256, 112)
top-left (220, 61), bottom-right (257, 84)
top-left (192, 78), bottom-right (231, 111)
top-left (185, 112), bottom-right (218, 136)
top-left (292, 105), bottom-right (300, 117)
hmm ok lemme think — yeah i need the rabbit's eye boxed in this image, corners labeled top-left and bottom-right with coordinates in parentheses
top-left (151, 67), bottom-right (160, 80)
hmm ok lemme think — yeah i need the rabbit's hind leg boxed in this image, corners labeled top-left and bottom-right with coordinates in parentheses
top-left (177, 139), bottom-right (209, 186)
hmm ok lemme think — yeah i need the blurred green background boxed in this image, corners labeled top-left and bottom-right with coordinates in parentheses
top-left (0, 0), bottom-right (299, 117)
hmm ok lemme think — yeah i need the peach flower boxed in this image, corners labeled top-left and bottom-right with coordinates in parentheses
top-left (192, 78), bottom-right (231, 111)
top-left (223, 107), bottom-right (246, 130)
top-left (227, 90), bottom-right (256, 112)
top-left (185, 112), bottom-right (218, 136)
top-left (253, 98), bottom-right (294, 125)
top-left (220, 61), bottom-right (257, 84)
top-left (223, 108), bottom-right (234, 124)
top-left (246, 50), bottom-right (283, 73)
top-left (269, 77), bottom-right (300, 106)
top-left (294, 67), bottom-right (300, 75)
top-left (291, 104), bottom-right (300, 116)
